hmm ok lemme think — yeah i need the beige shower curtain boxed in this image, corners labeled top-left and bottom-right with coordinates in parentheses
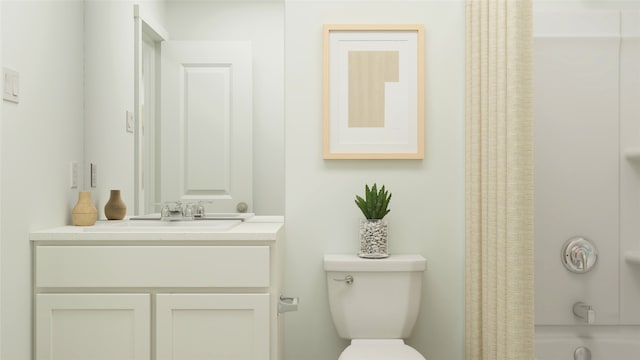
top-left (465, 1), bottom-right (534, 359)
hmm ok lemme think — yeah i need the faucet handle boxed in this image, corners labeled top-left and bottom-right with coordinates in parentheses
top-left (184, 203), bottom-right (195, 219)
top-left (194, 200), bottom-right (212, 217)
top-left (562, 237), bottom-right (598, 273)
top-left (161, 204), bottom-right (170, 218)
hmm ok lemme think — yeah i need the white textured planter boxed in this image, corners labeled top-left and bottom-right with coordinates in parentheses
top-left (359, 219), bottom-right (389, 258)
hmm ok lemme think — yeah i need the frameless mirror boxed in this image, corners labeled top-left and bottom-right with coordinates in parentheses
top-left (132, 1), bottom-right (285, 216)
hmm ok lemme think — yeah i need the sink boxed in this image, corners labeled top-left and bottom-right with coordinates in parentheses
top-left (83, 219), bottom-right (242, 233)
top-left (129, 213), bottom-right (254, 221)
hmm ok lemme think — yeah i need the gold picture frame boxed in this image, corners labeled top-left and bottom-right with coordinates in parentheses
top-left (323, 24), bottom-right (424, 159)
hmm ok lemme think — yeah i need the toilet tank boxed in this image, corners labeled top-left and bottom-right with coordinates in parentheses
top-left (324, 254), bottom-right (426, 339)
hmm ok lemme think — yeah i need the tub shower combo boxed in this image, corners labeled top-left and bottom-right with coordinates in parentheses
top-left (534, 6), bottom-right (640, 360)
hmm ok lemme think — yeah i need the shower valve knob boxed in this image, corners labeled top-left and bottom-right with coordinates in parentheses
top-left (561, 237), bottom-right (598, 274)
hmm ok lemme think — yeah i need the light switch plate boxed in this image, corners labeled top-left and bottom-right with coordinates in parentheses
top-left (3, 67), bottom-right (19, 103)
top-left (90, 163), bottom-right (97, 188)
top-left (70, 161), bottom-right (78, 189)
top-left (126, 111), bottom-right (134, 133)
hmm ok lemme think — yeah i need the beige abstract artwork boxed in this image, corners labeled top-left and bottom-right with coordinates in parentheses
top-left (348, 51), bottom-right (399, 128)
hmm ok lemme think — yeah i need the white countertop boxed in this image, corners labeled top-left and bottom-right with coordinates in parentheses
top-left (30, 216), bottom-right (284, 242)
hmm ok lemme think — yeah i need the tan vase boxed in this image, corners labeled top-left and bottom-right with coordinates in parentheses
top-left (72, 191), bottom-right (98, 226)
top-left (104, 189), bottom-right (127, 220)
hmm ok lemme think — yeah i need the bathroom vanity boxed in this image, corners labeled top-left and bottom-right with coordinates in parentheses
top-left (30, 216), bottom-right (285, 360)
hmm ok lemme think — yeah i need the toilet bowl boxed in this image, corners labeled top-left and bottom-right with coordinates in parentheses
top-left (324, 254), bottom-right (427, 360)
top-left (339, 339), bottom-right (424, 360)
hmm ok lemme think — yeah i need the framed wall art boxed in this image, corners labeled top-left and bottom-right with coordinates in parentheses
top-left (323, 24), bottom-right (424, 159)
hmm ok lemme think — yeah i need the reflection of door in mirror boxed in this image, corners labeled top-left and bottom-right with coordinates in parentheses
top-left (140, 31), bottom-right (160, 215)
top-left (160, 41), bottom-right (253, 214)
top-left (135, 15), bottom-right (165, 216)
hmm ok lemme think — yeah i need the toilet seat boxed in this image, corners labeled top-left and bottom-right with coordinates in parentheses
top-left (338, 339), bottom-right (426, 360)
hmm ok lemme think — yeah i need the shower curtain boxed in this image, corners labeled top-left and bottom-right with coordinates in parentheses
top-left (465, 1), bottom-right (534, 359)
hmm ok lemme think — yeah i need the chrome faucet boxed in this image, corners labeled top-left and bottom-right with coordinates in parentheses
top-left (573, 302), bottom-right (595, 324)
top-left (161, 201), bottom-right (185, 220)
top-left (161, 201), bottom-right (211, 221)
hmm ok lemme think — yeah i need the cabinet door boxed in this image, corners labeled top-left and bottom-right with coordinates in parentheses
top-left (156, 294), bottom-right (269, 360)
top-left (35, 294), bottom-right (150, 360)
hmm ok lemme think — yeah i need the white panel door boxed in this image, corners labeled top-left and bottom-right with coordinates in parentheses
top-left (156, 293), bottom-right (270, 360)
top-left (35, 294), bottom-right (150, 360)
top-left (161, 41), bottom-right (252, 212)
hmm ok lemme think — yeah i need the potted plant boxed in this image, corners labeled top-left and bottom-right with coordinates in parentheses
top-left (354, 183), bottom-right (392, 258)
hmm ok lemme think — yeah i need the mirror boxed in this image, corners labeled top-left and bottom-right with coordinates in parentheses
top-left (138, 37), bottom-right (254, 215)
top-left (130, 1), bottom-right (285, 216)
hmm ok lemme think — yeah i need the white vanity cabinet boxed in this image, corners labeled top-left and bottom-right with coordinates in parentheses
top-left (36, 293), bottom-right (151, 360)
top-left (155, 293), bottom-right (269, 360)
top-left (31, 219), bottom-right (284, 360)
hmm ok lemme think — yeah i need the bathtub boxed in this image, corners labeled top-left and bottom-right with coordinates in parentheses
top-left (535, 326), bottom-right (640, 359)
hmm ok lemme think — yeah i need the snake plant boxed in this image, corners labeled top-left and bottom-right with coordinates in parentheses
top-left (354, 183), bottom-right (392, 220)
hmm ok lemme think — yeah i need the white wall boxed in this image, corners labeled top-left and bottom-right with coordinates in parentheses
top-left (0, 1), bottom-right (464, 358)
top-left (1, 1), bottom-right (84, 358)
top-left (84, 0), bottom-right (166, 219)
top-left (0, 2), bottom-right (3, 354)
top-left (84, 1), bottom-right (135, 218)
top-left (284, 1), bottom-right (466, 359)
top-left (163, 1), bottom-right (285, 216)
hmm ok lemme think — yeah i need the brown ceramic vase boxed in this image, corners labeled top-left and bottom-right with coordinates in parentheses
top-left (104, 189), bottom-right (127, 220)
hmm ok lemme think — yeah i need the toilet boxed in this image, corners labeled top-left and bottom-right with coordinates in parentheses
top-left (324, 254), bottom-right (427, 360)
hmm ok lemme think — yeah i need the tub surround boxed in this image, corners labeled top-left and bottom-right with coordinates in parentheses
top-left (536, 325), bottom-right (640, 360)
top-left (533, 5), bottom-right (640, 358)
top-left (535, 6), bottom-right (640, 328)
top-left (30, 216), bottom-right (285, 360)
top-left (624, 251), bottom-right (640, 266)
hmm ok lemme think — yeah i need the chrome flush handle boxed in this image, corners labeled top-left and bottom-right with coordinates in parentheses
top-left (333, 275), bottom-right (354, 285)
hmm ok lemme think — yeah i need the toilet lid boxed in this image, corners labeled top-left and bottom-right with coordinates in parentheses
top-left (339, 340), bottom-right (426, 360)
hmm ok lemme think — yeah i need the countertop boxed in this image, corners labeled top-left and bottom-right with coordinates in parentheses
top-left (30, 216), bottom-right (284, 242)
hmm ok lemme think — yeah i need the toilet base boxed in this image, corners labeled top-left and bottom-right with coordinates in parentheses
top-left (338, 339), bottom-right (426, 360)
